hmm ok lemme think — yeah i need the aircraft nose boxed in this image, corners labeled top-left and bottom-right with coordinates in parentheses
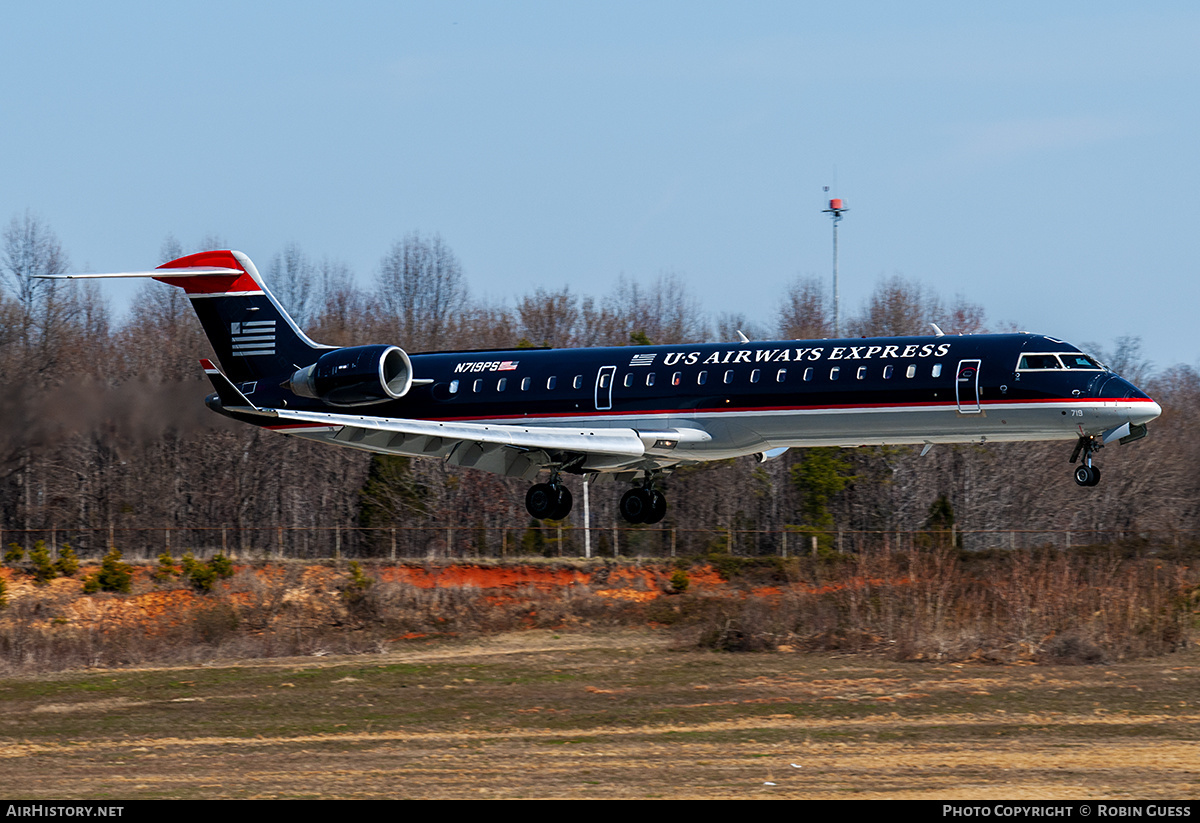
top-left (1135, 399), bottom-right (1163, 425)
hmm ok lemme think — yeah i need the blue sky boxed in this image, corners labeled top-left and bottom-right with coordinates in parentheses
top-left (3, 1), bottom-right (1197, 372)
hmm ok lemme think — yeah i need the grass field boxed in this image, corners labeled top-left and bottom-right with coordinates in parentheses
top-left (2, 630), bottom-right (1198, 799)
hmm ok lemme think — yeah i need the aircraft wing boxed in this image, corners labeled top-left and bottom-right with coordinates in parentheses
top-left (201, 359), bottom-right (709, 478)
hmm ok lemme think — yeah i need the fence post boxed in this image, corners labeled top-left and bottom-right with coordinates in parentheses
top-left (335, 525), bottom-right (341, 558)
top-left (391, 528), bottom-right (396, 562)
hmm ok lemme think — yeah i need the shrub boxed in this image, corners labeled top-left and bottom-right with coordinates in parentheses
top-left (154, 551), bottom-right (179, 582)
top-left (181, 552), bottom-right (218, 593)
top-left (54, 544), bottom-right (79, 577)
top-left (180, 552), bottom-right (234, 593)
top-left (83, 548), bottom-right (133, 594)
top-left (4, 543), bottom-right (23, 564)
top-left (29, 541), bottom-right (57, 585)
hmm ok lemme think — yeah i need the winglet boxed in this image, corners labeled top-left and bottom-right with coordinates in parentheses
top-left (201, 359), bottom-right (276, 416)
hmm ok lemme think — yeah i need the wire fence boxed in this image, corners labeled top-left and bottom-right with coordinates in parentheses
top-left (2, 524), bottom-right (1197, 561)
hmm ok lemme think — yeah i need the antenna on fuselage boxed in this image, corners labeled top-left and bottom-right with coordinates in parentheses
top-left (822, 192), bottom-right (848, 337)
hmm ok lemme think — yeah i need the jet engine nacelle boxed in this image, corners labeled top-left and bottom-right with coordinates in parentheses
top-left (287, 345), bottom-right (413, 407)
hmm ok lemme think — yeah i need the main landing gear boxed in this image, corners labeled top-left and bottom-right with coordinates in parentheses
top-left (523, 471), bottom-right (668, 524)
top-left (619, 474), bottom-right (667, 525)
top-left (525, 473), bottom-right (573, 521)
top-left (1070, 435), bottom-right (1102, 487)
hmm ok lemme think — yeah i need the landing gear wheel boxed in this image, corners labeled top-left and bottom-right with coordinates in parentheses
top-left (619, 488), bottom-right (653, 523)
top-left (550, 486), bottom-right (573, 520)
top-left (526, 483), bottom-right (559, 519)
top-left (642, 490), bottom-right (667, 524)
top-left (1073, 465), bottom-right (1100, 487)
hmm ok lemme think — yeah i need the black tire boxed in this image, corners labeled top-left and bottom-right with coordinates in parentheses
top-left (550, 486), bottom-right (573, 520)
top-left (619, 488), bottom-right (651, 523)
top-left (1074, 465), bottom-right (1097, 487)
top-left (1086, 465), bottom-right (1101, 486)
top-left (642, 490), bottom-right (667, 524)
top-left (526, 483), bottom-right (558, 519)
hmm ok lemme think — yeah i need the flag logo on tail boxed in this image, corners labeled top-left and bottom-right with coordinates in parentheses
top-left (231, 320), bottom-right (276, 356)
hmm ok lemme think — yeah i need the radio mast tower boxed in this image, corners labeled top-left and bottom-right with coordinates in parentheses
top-left (822, 195), bottom-right (848, 337)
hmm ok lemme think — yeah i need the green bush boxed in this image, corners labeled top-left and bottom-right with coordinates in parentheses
top-left (54, 544), bottom-right (80, 577)
top-left (30, 541), bottom-right (57, 585)
top-left (83, 548), bottom-right (133, 594)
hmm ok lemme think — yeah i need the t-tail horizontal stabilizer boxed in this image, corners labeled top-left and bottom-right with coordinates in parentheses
top-left (201, 359), bottom-right (276, 417)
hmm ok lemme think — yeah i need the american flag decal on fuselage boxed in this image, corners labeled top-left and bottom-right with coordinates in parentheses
top-left (231, 320), bottom-right (276, 356)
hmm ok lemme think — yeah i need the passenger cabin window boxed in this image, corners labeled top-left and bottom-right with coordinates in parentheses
top-left (547, 376), bottom-right (557, 390)
top-left (883, 365), bottom-right (894, 379)
top-left (906, 365), bottom-right (916, 379)
top-left (830, 367), bottom-right (840, 380)
top-left (931, 364), bottom-right (942, 378)
top-left (776, 369), bottom-right (787, 383)
top-left (672, 372), bottom-right (682, 386)
top-left (573, 375), bottom-right (583, 389)
top-left (856, 366), bottom-right (867, 380)
top-left (624, 373), bottom-right (634, 388)
top-left (497, 378), bottom-right (507, 391)
top-left (473, 379), bottom-right (483, 393)
top-left (521, 377), bottom-right (531, 391)
top-left (697, 371), bottom-right (708, 385)
top-left (723, 370), bottom-right (734, 384)
top-left (750, 369), bottom-right (761, 383)
top-left (646, 373), bottom-right (656, 387)
top-left (449, 379), bottom-right (459, 394)
top-left (803, 367), bottom-right (813, 381)
top-left (599, 373), bottom-right (611, 389)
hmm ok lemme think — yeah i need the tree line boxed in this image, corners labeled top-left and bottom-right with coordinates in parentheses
top-left (1, 211), bottom-right (1196, 557)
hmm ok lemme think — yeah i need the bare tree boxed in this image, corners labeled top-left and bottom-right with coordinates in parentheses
top-left (268, 243), bottom-right (318, 328)
top-left (1, 212), bottom-right (72, 376)
top-left (376, 233), bottom-right (468, 352)
top-left (847, 275), bottom-right (942, 338)
top-left (608, 270), bottom-right (706, 344)
top-left (778, 276), bottom-right (832, 340)
top-left (517, 287), bottom-right (579, 348)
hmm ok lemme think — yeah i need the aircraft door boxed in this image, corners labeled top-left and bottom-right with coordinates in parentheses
top-left (956, 359), bottom-right (982, 414)
top-left (595, 365), bottom-right (616, 410)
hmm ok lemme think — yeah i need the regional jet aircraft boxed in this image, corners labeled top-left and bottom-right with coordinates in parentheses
top-left (49, 250), bottom-right (1162, 523)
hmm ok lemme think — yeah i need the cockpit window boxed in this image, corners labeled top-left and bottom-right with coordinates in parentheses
top-left (1061, 354), bottom-right (1103, 370)
top-left (1018, 354), bottom-right (1063, 370)
top-left (1017, 352), bottom-right (1106, 371)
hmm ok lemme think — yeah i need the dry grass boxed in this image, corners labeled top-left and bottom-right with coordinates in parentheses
top-left (0, 547), bottom-right (1196, 676)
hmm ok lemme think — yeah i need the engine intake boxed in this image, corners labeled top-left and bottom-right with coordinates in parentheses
top-left (287, 345), bottom-right (413, 406)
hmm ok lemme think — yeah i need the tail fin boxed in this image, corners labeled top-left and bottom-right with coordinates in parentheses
top-left (154, 250), bottom-right (332, 383)
top-left (51, 250), bottom-right (332, 384)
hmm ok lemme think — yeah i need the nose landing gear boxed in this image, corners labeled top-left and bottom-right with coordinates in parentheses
top-left (1070, 435), bottom-right (1102, 487)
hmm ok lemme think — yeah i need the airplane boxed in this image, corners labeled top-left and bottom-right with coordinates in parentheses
top-left (48, 249), bottom-right (1162, 524)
